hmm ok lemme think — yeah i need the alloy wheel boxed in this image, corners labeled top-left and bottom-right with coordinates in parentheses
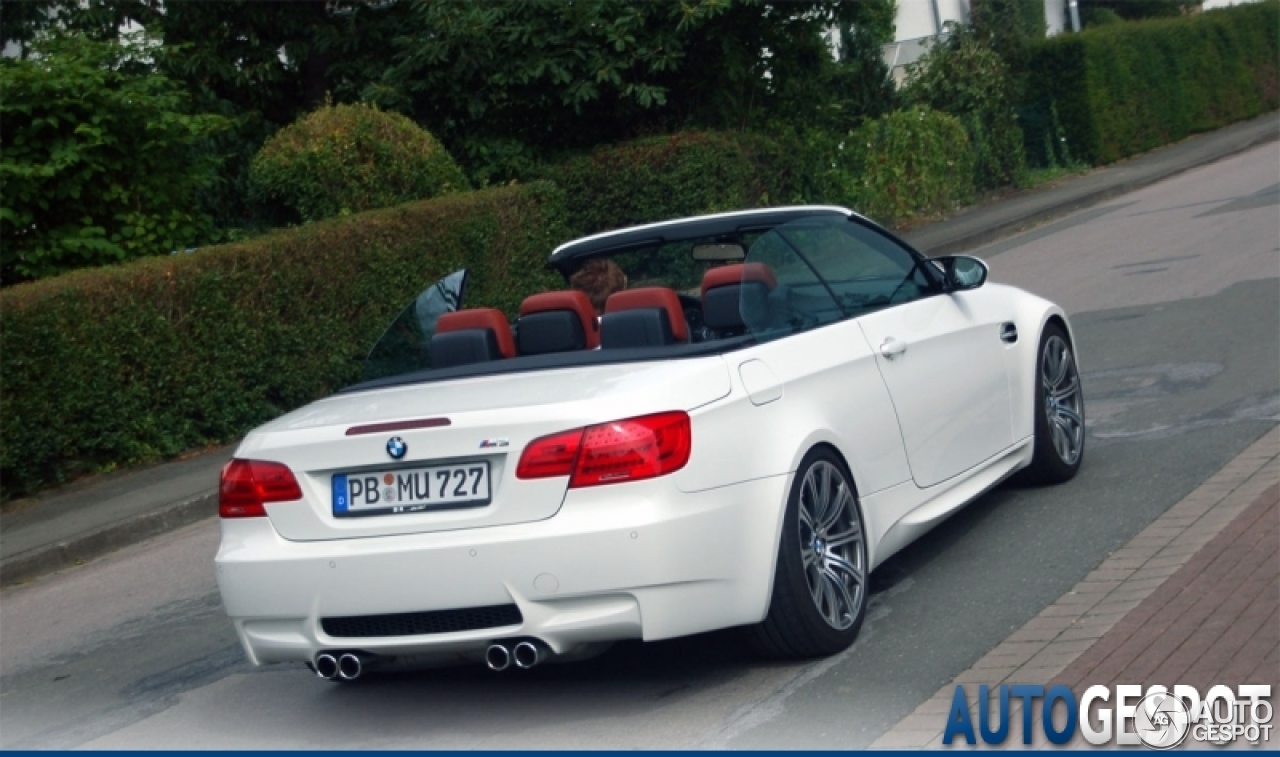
top-left (1042, 335), bottom-right (1084, 466)
top-left (797, 461), bottom-right (865, 631)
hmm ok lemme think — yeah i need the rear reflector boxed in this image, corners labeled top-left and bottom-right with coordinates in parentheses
top-left (515, 428), bottom-right (584, 480)
top-left (219, 459), bottom-right (303, 518)
top-left (516, 411), bottom-right (691, 488)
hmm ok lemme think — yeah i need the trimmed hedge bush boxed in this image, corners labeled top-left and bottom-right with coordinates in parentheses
top-left (249, 103), bottom-right (469, 223)
top-left (542, 126), bottom-right (980, 234)
top-left (0, 183), bottom-right (566, 498)
top-left (543, 131), bottom-right (803, 236)
top-left (1026, 1), bottom-right (1279, 165)
top-left (844, 106), bottom-right (976, 224)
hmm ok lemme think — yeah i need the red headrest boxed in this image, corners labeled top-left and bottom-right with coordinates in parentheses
top-left (604, 287), bottom-right (688, 343)
top-left (435, 308), bottom-right (515, 358)
top-left (519, 291), bottom-right (600, 349)
top-left (701, 263), bottom-right (777, 300)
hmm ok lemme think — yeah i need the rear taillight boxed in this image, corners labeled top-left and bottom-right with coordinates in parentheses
top-left (219, 459), bottom-right (303, 518)
top-left (516, 411), bottom-right (691, 488)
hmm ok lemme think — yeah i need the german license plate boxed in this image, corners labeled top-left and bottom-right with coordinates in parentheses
top-left (332, 461), bottom-right (491, 517)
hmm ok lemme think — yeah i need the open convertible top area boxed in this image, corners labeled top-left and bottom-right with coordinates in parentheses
top-left (352, 205), bottom-right (967, 392)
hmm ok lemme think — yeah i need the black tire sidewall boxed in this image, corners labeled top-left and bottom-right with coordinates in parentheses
top-left (772, 448), bottom-right (868, 655)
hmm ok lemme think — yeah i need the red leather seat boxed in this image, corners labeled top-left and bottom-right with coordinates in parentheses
top-left (518, 291), bottom-right (600, 353)
top-left (601, 287), bottom-right (689, 348)
top-left (431, 308), bottom-right (515, 368)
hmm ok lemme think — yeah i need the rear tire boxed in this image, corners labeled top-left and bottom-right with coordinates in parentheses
top-left (1020, 323), bottom-right (1085, 485)
top-left (751, 448), bottom-right (867, 659)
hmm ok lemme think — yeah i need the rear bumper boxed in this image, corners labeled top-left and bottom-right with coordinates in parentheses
top-left (216, 474), bottom-right (790, 666)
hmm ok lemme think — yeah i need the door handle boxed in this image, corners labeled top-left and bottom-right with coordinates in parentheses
top-left (880, 337), bottom-right (908, 360)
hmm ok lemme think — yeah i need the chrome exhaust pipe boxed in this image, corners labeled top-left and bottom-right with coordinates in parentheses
top-left (315, 653), bottom-right (339, 680)
top-left (513, 640), bottom-right (550, 670)
top-left (485, 643), bottom-right (512, 671)
top-left (337, 652), bottom-right (365, 681)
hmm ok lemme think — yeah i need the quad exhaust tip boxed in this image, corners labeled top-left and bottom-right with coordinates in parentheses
top-left (315, 651), bottom-right (374, 681)
top-left (513, 640), bottom-right (549, 669)
top-left (487, 639), bottom-right (551, 671)
top-left (338, 653), bottom-right (364, 681)
top-left (315, 653), bottom-right (339, 680)
top-left (486, 643), bottom-right (512, 671)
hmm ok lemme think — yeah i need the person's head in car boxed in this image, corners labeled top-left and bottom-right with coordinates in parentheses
top-left (570, 258), bottom-right (627, 315)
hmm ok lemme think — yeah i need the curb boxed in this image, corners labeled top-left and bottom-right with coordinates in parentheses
top-left (0, 490), bottom-right (217, 589)
top-left (903, 113), bottom-right (1279, 255)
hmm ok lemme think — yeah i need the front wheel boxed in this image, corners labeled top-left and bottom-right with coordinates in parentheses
top-left (1020, 324), bottom-right (1085, 485)
top-left (751, 449), bottom-right (868, 659)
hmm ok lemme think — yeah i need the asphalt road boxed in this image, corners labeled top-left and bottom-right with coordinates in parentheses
top-left (2, 143), bottom-right (1276, 749)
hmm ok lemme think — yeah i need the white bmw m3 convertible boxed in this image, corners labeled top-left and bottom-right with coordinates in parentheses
top-left (215, 206), bottom-right (1084, 681)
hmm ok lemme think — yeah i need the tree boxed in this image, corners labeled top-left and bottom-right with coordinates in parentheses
top-left (969, 0), bottom-right (1046, 96)
top-left (903, 24), bottom-right (1026, 188)
top-left (364, 0), bottom-right (896, 183)
top-left (0, 33), bottom-right (228, 282)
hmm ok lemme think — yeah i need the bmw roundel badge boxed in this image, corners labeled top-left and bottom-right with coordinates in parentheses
top-left (386, 436), bottom-right (407, 460)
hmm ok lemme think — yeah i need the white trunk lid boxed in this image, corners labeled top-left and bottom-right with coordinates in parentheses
top-left (236, 358), bottom-right (731, 541)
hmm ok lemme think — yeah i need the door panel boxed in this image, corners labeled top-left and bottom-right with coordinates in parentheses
top-left (857, 290), bottom-right (1013, 487)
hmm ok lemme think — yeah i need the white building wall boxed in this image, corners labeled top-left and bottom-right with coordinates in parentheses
top-left (1045, 0), bottom-right (1067, 36)
top-left (893, 0), bottom-right (971, 40)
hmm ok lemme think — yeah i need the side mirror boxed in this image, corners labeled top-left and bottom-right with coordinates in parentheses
top-left (938, 255), bottom-right (988, 292)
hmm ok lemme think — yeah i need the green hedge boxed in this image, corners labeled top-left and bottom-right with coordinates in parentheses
top-left (0, 183), bottom-right (567, 498)
top-left (249, 103), bottom-right (469, 224)
top-left (543, 126), bottom-right (980, 234)
top-left (1027, 1), bottom-right (1279, 165)
top-left (843, 107), bottom-right (976, 224)
top-left (543, 131), bottom-right (803, 236)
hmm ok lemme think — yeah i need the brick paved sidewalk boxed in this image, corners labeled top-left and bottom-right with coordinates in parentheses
top-left (1053, 483), bottom-right (1277, 706)
top-left (871, 424), bottom-right (1280, 749)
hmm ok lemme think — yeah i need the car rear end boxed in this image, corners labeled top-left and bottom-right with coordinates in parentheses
top-left (214, 357), bottom-right (787, 675)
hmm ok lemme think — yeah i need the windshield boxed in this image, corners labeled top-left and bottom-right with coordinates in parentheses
top-left (361, 269), bottom-right (468, 382)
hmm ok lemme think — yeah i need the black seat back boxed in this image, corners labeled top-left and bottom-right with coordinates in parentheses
top-left (600, 287), bottom-right (688, 349)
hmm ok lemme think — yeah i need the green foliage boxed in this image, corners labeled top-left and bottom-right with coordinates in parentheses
top-left (0, 183), bottom-right (567, 499)
top-left (904, 26), bottom-right (1026, 189)
top-left (249, 103), bottom-right (468, 223)
top-left (1080, 0), bottom-right (1197, 22)
top-left (1016, 97), bottom-right (1079, 170)
top-left (6, 1), bottom-right (899, 202)
top-left (543, 132), bottom-right (802, 236)
top-left (843, 107), bottom-right (976, 224)
top-left (1026, 1), bottom-right (1280, 165)
top-left (1081, 6), bottom-right (1125, 28)
top-left (370, 0), bottom-right (896, 182)
top-left (969, 0), bottom-right (1046, 82)
top-left (0, 33), bottom-right (229, 283)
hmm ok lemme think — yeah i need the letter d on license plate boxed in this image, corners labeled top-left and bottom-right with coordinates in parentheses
top-left (332, 461), bottom-right (491, 517)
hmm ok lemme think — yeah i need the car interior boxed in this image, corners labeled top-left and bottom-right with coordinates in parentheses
top-left (351, 212), bottom-right (951, 389)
